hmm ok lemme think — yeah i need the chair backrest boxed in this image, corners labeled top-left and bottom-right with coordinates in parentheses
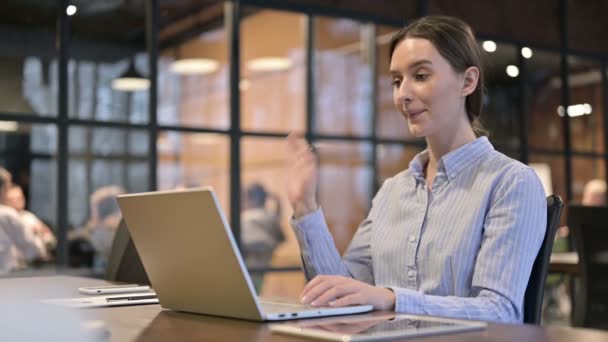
top-left (569, 205), bottom-right (608, 329)
top-left (105, 219), bottom-right (150, 285)
top-left (523, 195), bottom-right (564, 324)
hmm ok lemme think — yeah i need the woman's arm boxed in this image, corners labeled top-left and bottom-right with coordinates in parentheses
top-left (287, 133), bottom-right (375, 283)
top-left (292, 208), bottom-right (374, 283)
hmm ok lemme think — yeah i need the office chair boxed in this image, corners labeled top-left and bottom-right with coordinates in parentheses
top-left (569, 205), bottom-right (608, 329)
top-left (523, 195), bottom-right (564, 324)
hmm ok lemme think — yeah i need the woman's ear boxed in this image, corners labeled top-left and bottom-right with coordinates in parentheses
top-left (462, 66), bottom-right (479, 96)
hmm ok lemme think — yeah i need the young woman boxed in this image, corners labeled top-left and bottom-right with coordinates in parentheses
top-left (286, 16), bottom-right (546, 323)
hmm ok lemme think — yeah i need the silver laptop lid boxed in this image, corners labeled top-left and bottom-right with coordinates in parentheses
top-left (117, 187), bottom-right (265, 321)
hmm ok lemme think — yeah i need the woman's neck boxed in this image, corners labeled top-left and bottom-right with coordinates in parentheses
top-left (425, 118), bottom-right (477, 178)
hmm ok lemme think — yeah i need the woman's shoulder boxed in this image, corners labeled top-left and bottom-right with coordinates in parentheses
top-left (481, 150), bottom-right (544, 191)
top-left (380, 168), bottom-right (414, 188)
top-left (373, 168), bottom-right (415, 202)
top-left (481, 149), bottom-right (533, 174)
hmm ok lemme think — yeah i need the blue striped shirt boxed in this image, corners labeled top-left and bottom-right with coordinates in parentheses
top-left (291, 137), bottom-right (546, 323)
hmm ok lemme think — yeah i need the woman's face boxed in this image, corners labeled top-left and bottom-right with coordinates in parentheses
top-left (390, 37), bottom-right (469, 138)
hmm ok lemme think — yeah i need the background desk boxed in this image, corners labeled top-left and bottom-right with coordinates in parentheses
top-left (549, 252), bottom-right (580, 275)
top-left (1, 276), bottom-right (607, 341)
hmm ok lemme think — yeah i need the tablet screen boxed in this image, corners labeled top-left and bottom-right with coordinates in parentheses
top-left (301, 315), bottom-right (454, 334)
top-left (271, 314), bottom-right (486, 341)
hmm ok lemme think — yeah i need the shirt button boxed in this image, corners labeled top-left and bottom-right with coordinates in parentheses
top-left (407, 270), bottom-right (416, 278)
top-left (409, 236), bottom-right (416, 243)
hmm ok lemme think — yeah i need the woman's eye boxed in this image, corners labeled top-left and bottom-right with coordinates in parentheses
top-left (415, 74), bottom-right (429, 81)
top-left (392, 79), bottom-right (402, 87)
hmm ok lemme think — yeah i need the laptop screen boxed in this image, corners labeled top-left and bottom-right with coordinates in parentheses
top-left (105, 219), bottom-right (150, 285)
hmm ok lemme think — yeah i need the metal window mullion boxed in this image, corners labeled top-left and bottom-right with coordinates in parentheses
top-left (417, 0), bottom-right (429, 16)
top-left (518, 44), bottom-right (529, 164)
top-left (559, 0), bottom-right (572, 201)
top-left (84, 63), bottom-right (99, 221)
top-left (366, 24), bottom-right (379, 196)
top-left (146, 0), bottom-right (159, 191)
top-left (226, 0), bottom-right (242, 246)
top-left (0, 113), bottom-right (57, 124)
top-left (124, 93), bottom-right (132, 191)
top-left (305, 14), bottom-right (316, 140)
top-left (602, 59), bottom-right (608, 203)
top-left (56, 0), bottom-right (69, 266)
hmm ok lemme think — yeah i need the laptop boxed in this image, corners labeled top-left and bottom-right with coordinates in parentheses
top-left (116, 187), bottom-right (373, 321)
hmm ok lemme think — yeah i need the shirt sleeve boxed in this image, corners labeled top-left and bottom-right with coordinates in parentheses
top-left (387, 167), bottom-right (547, 323)
top-left (291, 207), bottom-right (374, 284)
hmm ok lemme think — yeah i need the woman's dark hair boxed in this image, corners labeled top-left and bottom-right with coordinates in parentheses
top-left (389, 16), bottom-right (487, 137)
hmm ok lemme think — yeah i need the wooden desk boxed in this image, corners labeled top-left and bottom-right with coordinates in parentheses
top-left (549, 252), bottom-right (580, 274)
top-left (1, 276), bottom-right (607, 341)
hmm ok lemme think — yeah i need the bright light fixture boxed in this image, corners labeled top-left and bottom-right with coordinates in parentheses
top-left (247, 57), bottom-right (292, 72)
top-left (557, 103), bottom-right (592, 117)
top-left (112, 78), bottom-right (150, 91)
top-left (66, 5), bottom-right (77, 16)
top-left (482, 41), bottom-right (497, 52)
top-left (0, 121), bottom-right (18, 132)
top-left (112, 60), bottom-right (149, 91)
top-left (521, 47), bottom-right (533, 59)
top-left (170, 58), bottom-right (219, 75)
top-left (506, 65), bottom-right (519, 77)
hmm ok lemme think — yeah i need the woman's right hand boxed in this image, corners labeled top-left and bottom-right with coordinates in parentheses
top-left (286, 133), bottom-right (319, 218)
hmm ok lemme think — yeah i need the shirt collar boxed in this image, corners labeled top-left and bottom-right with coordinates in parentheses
top-left (409, 136), bottom-right (494, 181)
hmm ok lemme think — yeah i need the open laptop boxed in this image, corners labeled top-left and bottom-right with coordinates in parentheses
top-left (116, 187), bottom-right (373, 321)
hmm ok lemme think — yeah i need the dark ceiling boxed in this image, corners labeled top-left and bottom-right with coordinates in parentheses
top-left (0, 0), bottom-right (606, 63)
top-left (1, 0), bottom-right (223, 61)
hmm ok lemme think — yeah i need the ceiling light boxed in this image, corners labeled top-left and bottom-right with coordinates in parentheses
top-left (521, 47), bottom-right (533, 59)
top-left (557, 103), bottom-right (592, 117)
top-left (0, 121), bottom-right (18, 132)
top-left (482, 41), bottom-right (497, 53)
top-left (170, 58), bottom-right (219, 75)
top-left (112, 60), bottom-right (149, 91)
top-left (66, 5), bottom-right (77, 16)
top-left (247, 57), bottom-right (292, 72)
top-left (506, 65), bottom-right (519, 77)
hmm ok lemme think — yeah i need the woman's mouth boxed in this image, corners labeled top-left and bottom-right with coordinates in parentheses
top-left (406, 109), bottom-right (425, 120)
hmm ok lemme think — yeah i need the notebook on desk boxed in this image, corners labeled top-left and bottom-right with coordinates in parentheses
top-left (116, 187), bottom-right (373, 321)
top-left (43, 292), bottom-right (159, 308)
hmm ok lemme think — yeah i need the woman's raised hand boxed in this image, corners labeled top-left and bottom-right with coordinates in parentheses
top-left (286, 133), bottom-right (319, 218)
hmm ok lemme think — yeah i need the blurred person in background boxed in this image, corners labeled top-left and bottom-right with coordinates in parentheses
top-left (581, 179), bottom-right (606, 206)
top-left (241, 182), bottom-right (285, 292)
top-left (69, 185), bottom-right (125, 273)
top-left (5, 184), bottom-right (56, 254)
top-left (555, 179), bottom-right (606, 241)
top-left (0, 167), bottom-right (48, 273)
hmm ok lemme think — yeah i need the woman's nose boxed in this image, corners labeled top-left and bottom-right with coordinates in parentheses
top-left (396, 83), bottom-right (412, 104)
top-left (397, 84), bottom-right (412, 103)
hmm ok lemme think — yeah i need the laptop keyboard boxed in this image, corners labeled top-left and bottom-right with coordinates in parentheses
top-left (259, 298), bottom-right (317, 313)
